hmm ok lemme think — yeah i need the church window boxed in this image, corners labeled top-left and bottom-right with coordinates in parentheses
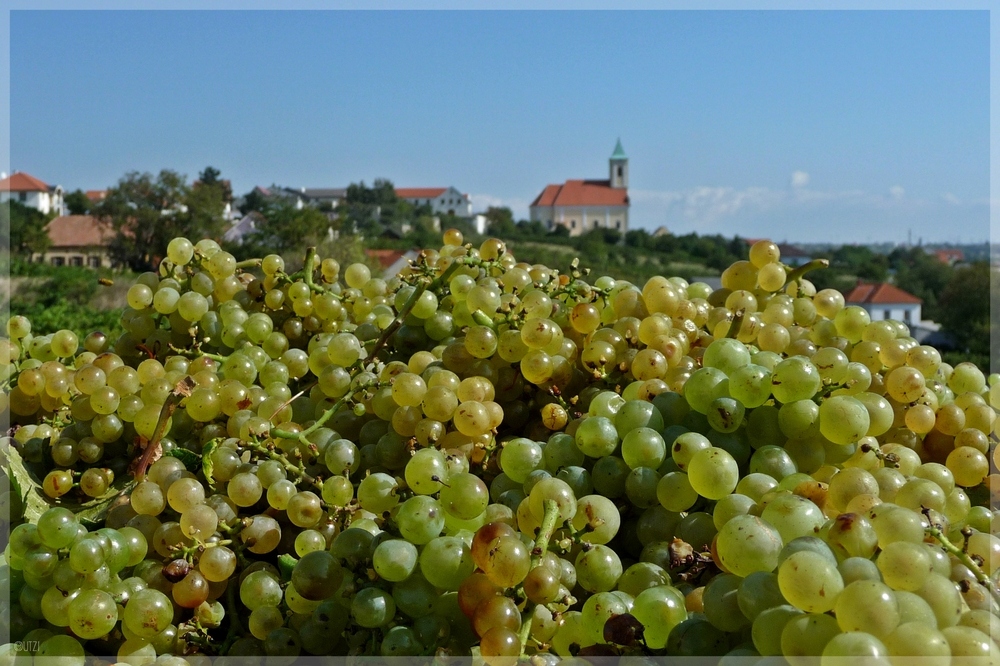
top-left (617, 166), bottom-right (623, 178)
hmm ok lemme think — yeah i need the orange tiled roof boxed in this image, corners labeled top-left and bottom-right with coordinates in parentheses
top-left (530, 180), bottom-right (628, 208)
top-left (85, 190), bottom-right (107, 202)
top-left (934, 249), bottom-right (964, 263)
top-left (46, 215), bottom-right (114, 248)
top-left (396, 188), bottom-right (447, 199)
top-left (845, 282), bottom-right (921, 305)
top-left (1, 172), bottom-right (51, 192)
top-left (365, 249), bottom-right (406, 270)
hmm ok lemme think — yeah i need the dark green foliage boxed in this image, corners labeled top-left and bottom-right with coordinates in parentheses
top-left (4, 259), bottom-right (125, 339)
top-left (889, 247), bottom-right (953, 321)
top-left (229, 199), bottom-right (334, 259)
top-left (64, 189), bottom-right (92, 215)
top-left (937, 262), bottom-right (992, 371)
top-left (240, 188), bottom-right (268, 214)
top-left (0, 200), bottom-right (52, 256)
top-left (484, 206), bottom-right (516, 237)
top-left (92, 169), bottom-right (227, 271)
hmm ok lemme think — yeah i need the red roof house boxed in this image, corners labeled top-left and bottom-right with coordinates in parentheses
top-left (1, 171), bottom-right (65, 215)
top-left (845, 282), bottom-right (922, 324)
top-left (394, 187), bottom-right (471, 217)
top-left (35, 215), bottom-right (115, 268)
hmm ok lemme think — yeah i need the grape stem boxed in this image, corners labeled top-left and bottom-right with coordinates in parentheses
top-left (364, 255), bottom-right (467, 363)
top-left (241, 438), bottom-right (323, 491)
top-left (532, 499), bottom-right (561, 565)
top-left (129, 376), bottom-right (196, 480)
top-left (269, 380), bottom-right (379, 447)
top-left (724, 308), bottom-right (746, 339)
top-left (235, 258), bottom-right (262, 270)
top-left (784, 258), bottom-right (830, 285)
top-left (219, 578), bottom-right (244, 655)
top-left (519, 499), bottom-right (563, 656)
top-left (925, 521), bottom-right (1000, 605)
top-left (300, 246), bottom-right (336, 296)
top-left (167, 343), bottom-right (228, 363)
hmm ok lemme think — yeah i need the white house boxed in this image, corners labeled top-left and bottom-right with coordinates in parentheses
top-left (529, 140), bottom-right (630, 236)
top-left (0, 171), bottom-right (65, 215)
top-left (396, 187), bottom-right (472, 217)
top-left (845, 282), bottom-right (922, 325)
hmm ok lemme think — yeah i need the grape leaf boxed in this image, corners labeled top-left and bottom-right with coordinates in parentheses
top-left (2, 440), bottom-right (136, 527)
top-left (164, 447), bottom-right (201, 473)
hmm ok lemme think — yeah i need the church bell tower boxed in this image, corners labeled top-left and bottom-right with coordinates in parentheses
top-left (610, 138), bottom-right (628, 189)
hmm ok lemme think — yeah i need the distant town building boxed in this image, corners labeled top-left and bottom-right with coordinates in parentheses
top-left (0, 171), bottom-right (65, 216)
top-left (223, 212), bottom-right (265, 245)
top-left (845, 282), bottom-right (922, 325)
top-left (395, 188), bottom-right (472, 217)
top-left (34, 215), bottom-right (114, 267)
top-left (529, 140), bottom-right (630, 236)
top-left (366, 248), bottom-right (421, 279)
top-left (933, 248), bottom-right (964, 265)
top-left (652, 226), bottom-right (672, 238)
top-left (85, 190), bottom-right (107, 204)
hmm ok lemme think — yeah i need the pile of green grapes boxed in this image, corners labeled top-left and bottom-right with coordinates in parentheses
top-left (3, 230), bottom-right (1000, 665)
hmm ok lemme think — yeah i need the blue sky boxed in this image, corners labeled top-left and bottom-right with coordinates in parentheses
top-left (7, 9), bottom-right (990, 243)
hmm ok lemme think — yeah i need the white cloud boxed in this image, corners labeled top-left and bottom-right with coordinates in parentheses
top-left (631, 186), bottom-right (784, 225)
top-left (468, 193), bottom-right (532, 220)
top-left (791, 170), bottom-right (810, 188)
top-left (942, 192), bottom-right (961, 205)
top-left (890, 185), bottom-right (906, 200)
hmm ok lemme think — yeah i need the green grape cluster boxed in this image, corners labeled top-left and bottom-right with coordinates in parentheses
top-left (1, 231), bottom-right (999, 665)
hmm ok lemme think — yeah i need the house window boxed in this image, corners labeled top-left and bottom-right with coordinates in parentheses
top-left (616, 220), bottom-right (622, 229)
top-left (883, 309), bottom-right (891, 320)
top-left (904, 310), bottom-right (911, 322)
top-left (89, 256), bottom-right (101, 268)
top-left (571, 220), bottom-right (577, 229)
top-left (52, 256), bottom-right (65, 266)
top-left (70, 256), bottom-right (83, 266)
top-left (19, 192), bottom-right (27, 202)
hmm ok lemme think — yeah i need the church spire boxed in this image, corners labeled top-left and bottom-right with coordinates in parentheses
top-left (610, 139), bottom-right (628, 189)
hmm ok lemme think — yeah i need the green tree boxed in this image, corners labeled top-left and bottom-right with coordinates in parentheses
top-left (343, 179), bottom-right (400, 228)
top-left (197, 166), bottom-right (232, 203)
top-left (92, 170), bottom-right (226, 271)
top-left (937, 262), bottom-right (991, 370)
top-left (240, 188), bottom-right (268, 214)
top-left (64, 189), bottom-right (91, 215)
top-left (0, 200), bottom-right (52, 256)
top-left (625, 229), bottom-right (652, 249)
top-left (889, 248), bottom-right (953, 321)
top-left (484, 206), bottom-right (516, 237)
top-left (242, 199), bottom-right (332, 255)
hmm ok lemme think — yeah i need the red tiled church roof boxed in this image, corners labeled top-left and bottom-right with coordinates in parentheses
top-left (530, 180), bottom-right (628, 208)
top-left (1, 172), bottom-right (51, 192)
top-left (845, 282), bottom-right (921, 305)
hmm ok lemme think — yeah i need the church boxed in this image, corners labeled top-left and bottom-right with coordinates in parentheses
top-left (528, 140), bottom-right (630, 236)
